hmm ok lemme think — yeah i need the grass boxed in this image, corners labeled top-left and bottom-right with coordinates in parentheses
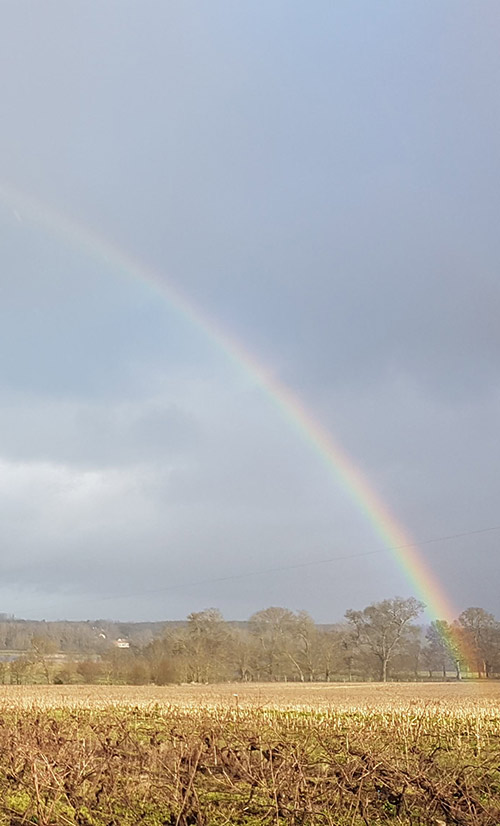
top-left (0, 683), bottom-right (497, 824)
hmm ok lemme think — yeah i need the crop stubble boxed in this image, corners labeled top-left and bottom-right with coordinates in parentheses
top-left (0, 683), bottom-right (498, 825)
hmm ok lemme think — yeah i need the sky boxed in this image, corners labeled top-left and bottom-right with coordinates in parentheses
top-left (0, 1), bottom-right (499, 622)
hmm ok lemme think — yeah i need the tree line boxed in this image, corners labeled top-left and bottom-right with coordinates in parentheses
top-left (1, 597), bottom-right (500, 685)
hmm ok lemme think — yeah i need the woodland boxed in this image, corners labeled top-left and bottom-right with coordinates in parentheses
top-left (0, 598), bottom-right (499, 685)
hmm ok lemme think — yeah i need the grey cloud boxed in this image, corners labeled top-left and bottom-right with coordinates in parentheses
top-left (0, 396), bottom-right (200, 468)
top-left (0, 1), bottom-right (498, 621)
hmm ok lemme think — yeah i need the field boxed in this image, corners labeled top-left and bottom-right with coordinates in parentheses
top-left (0, 683), bottom-right (498, 825)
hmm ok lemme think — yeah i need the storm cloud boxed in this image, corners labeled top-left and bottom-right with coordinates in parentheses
top-left (0, 1), bottom-right (499, 620)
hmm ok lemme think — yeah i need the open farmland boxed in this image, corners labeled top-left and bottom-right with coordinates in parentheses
top-left (0, 684), bottom-right (498, 824)
top-left (1, 679), bottom-right (500, 710)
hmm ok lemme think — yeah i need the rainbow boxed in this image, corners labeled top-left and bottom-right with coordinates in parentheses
top-left (0, 182), bottom-right (470, 669)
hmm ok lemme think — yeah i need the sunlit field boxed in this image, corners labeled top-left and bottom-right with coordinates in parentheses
top-left (0, 683), bottom-right (498, 824)
top-left (1, 679), bottom-right (500, 710)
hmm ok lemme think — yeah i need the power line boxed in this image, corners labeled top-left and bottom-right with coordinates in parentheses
top-left (102, 523), bottom-right (500, 601)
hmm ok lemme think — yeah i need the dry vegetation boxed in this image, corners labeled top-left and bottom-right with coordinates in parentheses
top-left (0, 683), bottom-right (498, 824)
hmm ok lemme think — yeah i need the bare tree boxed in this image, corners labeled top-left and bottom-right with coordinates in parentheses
top-left (288, 611), bottom-right (318, 682)
top-left (184, 609), bottom-right (230, 682)
top-left (424, 620), bottom-right (456, 679)
top-left (315, 625), bottom-right (357, 681)
top-left (229, 627), bottom-right (258, 682)
top-left (249, 607), bottom-right (297, 680)
top-left (345, 597), bottom-right (424, 682)
top-left (29, 635), bottom-right (57, 684)
top-left (458, 607), bottom-right (500, 678)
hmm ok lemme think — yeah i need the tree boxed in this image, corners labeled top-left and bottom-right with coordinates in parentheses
top-left (345, 597), bottom-right (425, 682)
top-left (228, 627), bottom-right (258, 682)
top-left (288, 611), bottom-right (318, 682)
top-left (9, 656), bottom-right (32, 685)
top-left (458, 608), bottom-right (500, 678)
top-left (424, 620), bottom-right (455, 678)
top-left (76, 660), bottom-right (104, 684)
top-left (249, 607), bottom-right (297, 680)
top-left (29, 635), bottom-right (57, 684)
top-left (183, 609), bottom-right (230, 682)
top-left (315, 625), bottom-right (357, 681)
top-left (392, 625), bottom-right (422, 680)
